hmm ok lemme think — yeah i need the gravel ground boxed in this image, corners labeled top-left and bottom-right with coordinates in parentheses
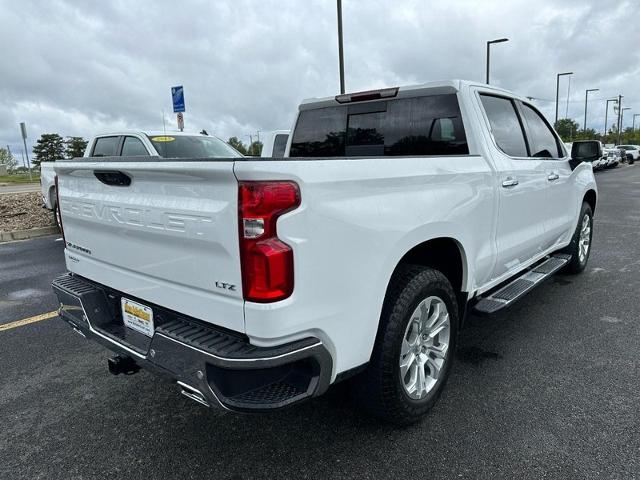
top-left (0, 192), bottom-right (55, 232)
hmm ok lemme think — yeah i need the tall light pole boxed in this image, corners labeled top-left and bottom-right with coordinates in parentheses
top-left (337, 0), bottom-right (345, 94)
top-left (620, 107), bottom-right (631, 133)
top-left (19, 122), bottom-right (33, 181)
top-left (486, 38), bottom-right (508, 85)
top-left (616, 95), bottom-right (623, 145)
top-left (555, 72), bottom-right (573, 123)
top-left (604, 98), bottom-right (618, 136)
top-left (633, 114), bottom-right (640, 131)
top-left (583, 88), bottom-right (599, 131)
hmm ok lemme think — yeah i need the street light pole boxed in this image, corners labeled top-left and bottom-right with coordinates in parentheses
top-left (633, 114), bottom-right (640, 131)
top-left (583, 88), bottom-right (599, 131)
top-left (555, 72), bottom-right (573, 124)
top-left (337, 0), bottom-right (345, 94)
top-left (616, 95), bottom-right (623, 145)
top-left (19, 122), bottom-right (33, 181)
top-left (485, 38), bottom-right (508, 85)
top-left (620, 107), bottom-right (631, 134)
top-left (604, 98), bottom-right (617, 136)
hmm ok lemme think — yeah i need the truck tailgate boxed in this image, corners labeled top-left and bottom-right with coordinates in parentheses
top-left (55, 160), bottom-right (244, 333)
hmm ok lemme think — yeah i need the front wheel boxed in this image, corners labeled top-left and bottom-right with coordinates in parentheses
top-left (352, 265), bottom-right (458, 425)
top-left (561, 202), bottom-right (593, 274)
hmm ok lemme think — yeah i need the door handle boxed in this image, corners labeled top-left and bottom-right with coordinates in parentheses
top-left (547, 172), bottom-right (560, 181)
top-left (502, 177), bottom-right (519, 188)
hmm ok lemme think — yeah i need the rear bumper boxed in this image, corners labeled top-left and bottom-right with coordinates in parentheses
top-left (51, 273), bottom-right (333, 411)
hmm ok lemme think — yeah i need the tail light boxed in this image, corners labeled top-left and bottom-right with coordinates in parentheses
top-left (54, 175), bottom-right (65, 243)
top-left (238, 181), bottom-right (300, 302)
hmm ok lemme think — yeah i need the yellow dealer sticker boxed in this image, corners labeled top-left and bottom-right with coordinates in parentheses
top-left (151, 136), bottom-right (175, 142)
top-left (121, 298), bottom-right (154, 337)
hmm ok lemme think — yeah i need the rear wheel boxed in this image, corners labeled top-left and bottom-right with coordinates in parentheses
top-left (562, 202), bottom-right (593, 274)
top-left (352, 265), bottom-right (458, 425)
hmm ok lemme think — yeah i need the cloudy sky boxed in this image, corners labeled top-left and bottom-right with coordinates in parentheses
top-left (1, 0), bottom-right (638, 158)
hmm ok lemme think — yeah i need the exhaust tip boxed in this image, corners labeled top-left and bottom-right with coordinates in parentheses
top-left (177, 381), bottom-right (209, 407)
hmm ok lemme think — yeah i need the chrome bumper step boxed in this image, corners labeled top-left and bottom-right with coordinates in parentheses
top-left (51, 273), bottom-right (332, 412)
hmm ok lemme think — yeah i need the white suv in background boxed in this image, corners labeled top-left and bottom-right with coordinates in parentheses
top-left (616, 145), bottom-right (639, 164)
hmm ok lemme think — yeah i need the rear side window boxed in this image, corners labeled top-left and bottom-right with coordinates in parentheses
top-left (480, 95), bottom-right (528, 158)
top-left (521, 104), bottom-right (561, 158)
top-left (290, 94), bottom-right (468, 157)
top-left (121, 136), bottom-right (149, 156)
top-left (290, 107), bottom-right (346, 156)
top-left (272, 134), bottom-right (289, 158)
top-left (92, 136), bottom-right (120, 157)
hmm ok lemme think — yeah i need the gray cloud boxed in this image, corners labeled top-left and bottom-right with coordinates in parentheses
top-left (1, 0), bottom-right (638, 158)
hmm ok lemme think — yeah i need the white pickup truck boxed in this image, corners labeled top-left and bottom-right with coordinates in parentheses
top-left (52, 80), bottom-right (598, 424)
top-left (40, 131), bottom-right (241, 215)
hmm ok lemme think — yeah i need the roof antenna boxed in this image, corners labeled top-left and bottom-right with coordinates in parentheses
top-left (200, 129), bottom-right (208, 135)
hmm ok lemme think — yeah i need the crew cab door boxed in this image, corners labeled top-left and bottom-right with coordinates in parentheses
top-left (477, 93), bottom-right (549, 280)
top-left (518, 102), bottom-right (577, 249)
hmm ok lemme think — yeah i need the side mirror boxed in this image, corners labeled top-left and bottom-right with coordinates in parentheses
top-left (571, 141), bottom-right (603, 163)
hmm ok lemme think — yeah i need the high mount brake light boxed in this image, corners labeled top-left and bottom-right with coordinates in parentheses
top-left (238, 181), bottom-right (301, 302)
top-left (54, 175), bottom-right (65, 243)
top-left (335, 87), bottom-right (399, 104)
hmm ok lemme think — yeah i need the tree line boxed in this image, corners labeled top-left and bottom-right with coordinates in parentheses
top-left (0, 134), bottom-right (89, 172)
top-left (553, 118), bottom-right (639, 145)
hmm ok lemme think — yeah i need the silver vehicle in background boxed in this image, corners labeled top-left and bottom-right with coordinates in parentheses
top-left (604, 148), bottom-right (621, 168)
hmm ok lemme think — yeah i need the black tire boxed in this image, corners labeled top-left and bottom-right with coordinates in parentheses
top-left (561, 202), bottom-right (593, 274)
top-left (352, 265), bottom-right (459, 425)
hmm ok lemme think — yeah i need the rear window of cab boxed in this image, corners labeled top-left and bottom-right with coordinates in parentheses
top-left (290, 94), bottom-right (468, 157)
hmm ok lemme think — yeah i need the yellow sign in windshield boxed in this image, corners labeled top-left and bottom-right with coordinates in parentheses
top-left (151, 136), bottom-right (175, 142)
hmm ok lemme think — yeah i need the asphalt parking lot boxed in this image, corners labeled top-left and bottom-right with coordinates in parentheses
top-left (1, 165), bottom-right (639, 480)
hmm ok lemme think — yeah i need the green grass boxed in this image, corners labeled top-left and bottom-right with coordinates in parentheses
top-left (0, 173), bottom-right (41, 184)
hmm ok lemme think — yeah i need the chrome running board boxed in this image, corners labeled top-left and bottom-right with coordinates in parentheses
top-left (473, 253), bottom-right (571, 315)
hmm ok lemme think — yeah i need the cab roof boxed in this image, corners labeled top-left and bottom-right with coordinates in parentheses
top-left (298, 79), bottom-right (529, 110)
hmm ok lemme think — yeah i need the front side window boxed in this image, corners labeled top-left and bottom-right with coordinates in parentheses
top-left (92, 136), bottom-right (120, 157)
top-left (289, 94), bottom-right (469, 157)
top-left (121, 136), bottom-right (149, 156)
top-left (521, 104), bottom-right (561, 158)
top-left (480, 94), bottom-right (528, 158)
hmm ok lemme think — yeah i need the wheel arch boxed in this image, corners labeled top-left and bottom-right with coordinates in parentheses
top-left (391, 237), bottom-right (468, 294)
top-left (48, 185), bottom-right (57, 209)
top-left (583, 189), bottom-right (597, 214)
top-left (379, 236), bottom-right (470, 330)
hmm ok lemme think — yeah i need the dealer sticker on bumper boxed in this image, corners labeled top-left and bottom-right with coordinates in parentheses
top-left (121, 298), bottom-right (154, 337)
